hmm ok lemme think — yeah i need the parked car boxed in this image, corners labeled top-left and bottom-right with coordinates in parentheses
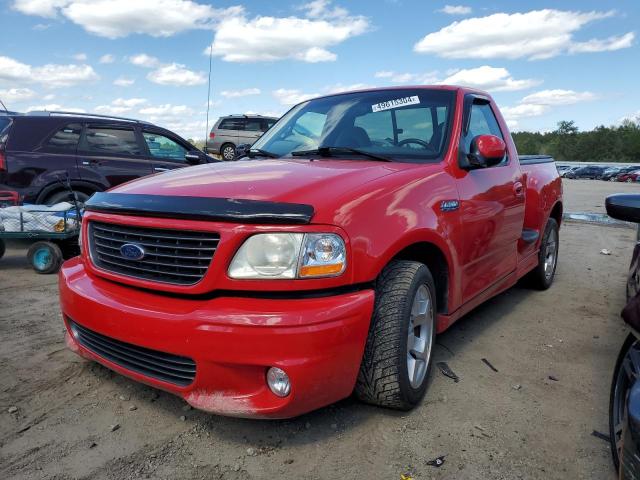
top-left (0, 111), bottom-right (213, 205)
top-left (564, 165), bottom-right (607, 179)
top-left (560, 166), bottom-right (581, 178)
top-left (605, 194), bottom-right (640, 476)
top-left (617, 170), bottom-right (640, 183)
top-left (605, 166), bottom-right (640, 181)
top-left (206, 114), bottom-right (278, 160)
top-left (60, 86), bottom-right (562, 418)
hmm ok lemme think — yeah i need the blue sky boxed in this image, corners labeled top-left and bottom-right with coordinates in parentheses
top-left (0, 0), bottom-right (638, 139)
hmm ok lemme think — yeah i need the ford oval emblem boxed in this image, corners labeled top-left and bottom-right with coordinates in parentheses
top-left (120, 243), bottom-right (145, 261)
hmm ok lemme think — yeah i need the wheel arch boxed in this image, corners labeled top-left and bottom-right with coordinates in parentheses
top-left (549, 201), bottom-right (563, 228)
top-left (382, 239), bottom-right (453, 315)
top-left (36, 180), bottom-right (102, 204)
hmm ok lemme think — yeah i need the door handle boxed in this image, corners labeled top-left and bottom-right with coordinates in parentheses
top-left (513, 181), bottom-right (524, 197)
top-left (154, 167), bottom-right (169, 172)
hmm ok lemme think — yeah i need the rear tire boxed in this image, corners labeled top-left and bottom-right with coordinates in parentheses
top-left (356, 260), bottom-right (436, 410)
top-left (27, 241), bottom-right (63, 274)
top-left (44, 190), bottom-right (90, 206)
top-left (0, 239), bottom-right (5, 260)
top-left (221, 143), bottom-right (236, 161)
top-left (527, 218), bottom-right (559, 290)
top-left (610, 334), bottom-right (639, 472)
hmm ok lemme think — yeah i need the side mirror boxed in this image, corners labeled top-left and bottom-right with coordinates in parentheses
top-left (185, 150), bottom-right (203, 164)
top-left (467, 134), bottom-right (506, 169)
top-left (606, 194), bottom-right (640, 223)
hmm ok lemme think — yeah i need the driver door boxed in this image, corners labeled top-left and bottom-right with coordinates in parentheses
top-left (456, 98), bottom-right (525, 304)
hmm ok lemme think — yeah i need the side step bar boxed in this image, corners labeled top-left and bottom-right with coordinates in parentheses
top-left (521, 228), bottom-right (540, 244)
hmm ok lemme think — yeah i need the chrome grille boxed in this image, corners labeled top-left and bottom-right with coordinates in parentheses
top-left (69, 319), bottom-right (196, 386)
top-left (89, 221), bottom-right (219, 285)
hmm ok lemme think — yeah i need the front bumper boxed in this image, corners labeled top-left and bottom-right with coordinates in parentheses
top-left (59, 257), bottom-right (375, 418)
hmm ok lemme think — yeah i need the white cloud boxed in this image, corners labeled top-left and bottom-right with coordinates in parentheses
top-left (502, 89), bottom-right (597, 124)
top-left (208, 2), bottom-right (369, 63)
top-left (273, 88), bottom-right (319, 106)
top-left (519, 89), bottom-right (596, 106)
top-left (12, 0), bottom-right (68, 18)
top-left (13, 0), bottom-right (241, 39)
top-left (440, 66), bottom-right (541, 92)
top-left (0, 55), bottom-right (98, 88)
top-left (129, 53), bottom-right (160, 68)
top-left (438, 5), bottom-right (472, 15)
top-left (99, 54), bottom-right (115, 64)
top-left (95, 97), bottom-right (147, 115)
top-left (113, 77), bottom-right (135, 87)
top-left (0, 87), bottom-right (37, 103)
top-left (26, 103), bottom-right (86, 113)
top-left (147, 63), bottom-right (206, 86)
top-left (374, 66), bottom-right (538, 92)
top-left (72, 52), bottom-right (87, 61)
top-left (414, 9), bottom-right (633, 60)
top-left (139, 104), bottom-right (194, 117)
top-left (374, 70), bottom-right (440, 84)
top-left (220, 88), bottom-right (261, 98)
top-left (620, 111), bottom-right (640, 125)
top-left (36, 63), bottom-right (99, 87)
top-left (569, 32), bottom-right (635, 53)
top-left (325, 83), bottom-right (373, 94)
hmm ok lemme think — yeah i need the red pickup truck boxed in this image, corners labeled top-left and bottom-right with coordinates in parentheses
top-left (59, 86), bottom-right (562, 418)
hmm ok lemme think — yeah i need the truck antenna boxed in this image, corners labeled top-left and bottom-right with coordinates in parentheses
top-left (205, 31), bottom-right (214, 147)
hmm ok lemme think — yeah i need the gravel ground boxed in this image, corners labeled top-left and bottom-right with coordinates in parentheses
top-left (0, 179), bottom-right (638, 479)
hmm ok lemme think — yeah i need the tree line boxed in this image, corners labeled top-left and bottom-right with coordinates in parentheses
top-left (512, 120), bottom-right (640, 163)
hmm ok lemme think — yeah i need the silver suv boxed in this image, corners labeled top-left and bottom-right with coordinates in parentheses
top-left (207, 115), bottom-right (278, 160)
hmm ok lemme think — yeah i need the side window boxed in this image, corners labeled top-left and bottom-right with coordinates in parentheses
top-left (143, 132), bottom-right (187, 161)
top-left (264, 119), bottom-right (276, 131)
top-left (218, 119), bottom-right (244, 130)
top-left (44, 123), bottom-right (82, 151)
top-left (244, 119), bottom-right (262, 132)
top-left (293, 111), bottom-right (326, 139)
top-left (84, 126), bottom-right (142, 156)
top-left (354, 111), bottom-right (393, 144)
top-left (463, 102), bottom-right (506, 166)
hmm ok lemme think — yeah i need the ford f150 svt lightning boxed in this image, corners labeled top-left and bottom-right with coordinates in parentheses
top-left (59, 86), bottom-right (563, 418)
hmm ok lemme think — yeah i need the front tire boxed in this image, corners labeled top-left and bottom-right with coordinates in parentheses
top-left (45, 190), bottom-right (90, 206)
top-left (27, 241), bottom-right (63, 274)
top-left (221, 143), bottom-right (236, 161)
top-left (356, 260), bottom-right (436, 410)
top-left (610, 334), bottom-right (639, 471)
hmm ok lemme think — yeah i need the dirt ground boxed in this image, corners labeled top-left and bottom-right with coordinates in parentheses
top-left (1, 179), bottom-right (639, 480)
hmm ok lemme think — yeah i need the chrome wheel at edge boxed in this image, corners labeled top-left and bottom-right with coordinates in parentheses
top-left (544, 228), bottom-right (558, 281)
top-left (407, 284), bottom-right (434, 389)
top-left (611, 338), bottom-right (640, 468)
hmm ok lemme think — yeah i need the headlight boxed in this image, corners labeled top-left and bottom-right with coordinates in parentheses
top-left (228, 232), bottom-right (346, 279)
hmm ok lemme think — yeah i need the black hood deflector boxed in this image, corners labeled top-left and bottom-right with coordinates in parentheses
top-left (85, 192), bottom-right (314, 224)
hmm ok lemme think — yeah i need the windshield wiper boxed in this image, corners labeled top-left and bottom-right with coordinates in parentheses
top-left (291, 146), bottom-right (393, 162)
top-left (248, 148), bottom-right (280, 158)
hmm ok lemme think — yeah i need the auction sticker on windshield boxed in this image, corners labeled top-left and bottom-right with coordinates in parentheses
top-left (371, 96), bottom-right (420, 113)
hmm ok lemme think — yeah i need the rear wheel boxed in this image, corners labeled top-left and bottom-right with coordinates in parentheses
top-left (627, 178), bottom-right (634, 183)
top-left (527, 218), bottom-right (559, 290)
top-left (44, 190), bottom-right (90, 206)
top-left (356, 260), bottom-right (436, 410)
top-left (610, 334), bottom-right (639, 471)
top-left (27, 241), bottom-right (63, 274)
top-left (221, 143), bottom-right (236, 161)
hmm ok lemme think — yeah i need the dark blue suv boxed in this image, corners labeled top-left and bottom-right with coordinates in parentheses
top-left (0, 111), bottom-right (213, 205)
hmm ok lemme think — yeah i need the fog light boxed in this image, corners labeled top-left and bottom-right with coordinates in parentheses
top-left (266, 367), bottom-right (291, 397)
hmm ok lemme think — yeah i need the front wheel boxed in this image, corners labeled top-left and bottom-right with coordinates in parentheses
top-left (527, 217), bottom-right (559, 290)
top-left (356, 260), bottom-right (436, 410)
top-left (610, 334), bottom-right (639, 471)
top-left (27, 241), bottom-right (63, 274)
top-left (221, 143), bottom-right (236, 161)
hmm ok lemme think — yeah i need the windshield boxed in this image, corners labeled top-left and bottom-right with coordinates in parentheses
top-left (252, 89), bottom-right (456, 162)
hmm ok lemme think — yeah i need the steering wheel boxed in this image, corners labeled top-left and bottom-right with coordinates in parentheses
top-left (397, 138), bottom-right (432, 149)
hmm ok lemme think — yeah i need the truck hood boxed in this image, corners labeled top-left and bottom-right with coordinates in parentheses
top-left (112, 158), bottom-right (413, 207)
